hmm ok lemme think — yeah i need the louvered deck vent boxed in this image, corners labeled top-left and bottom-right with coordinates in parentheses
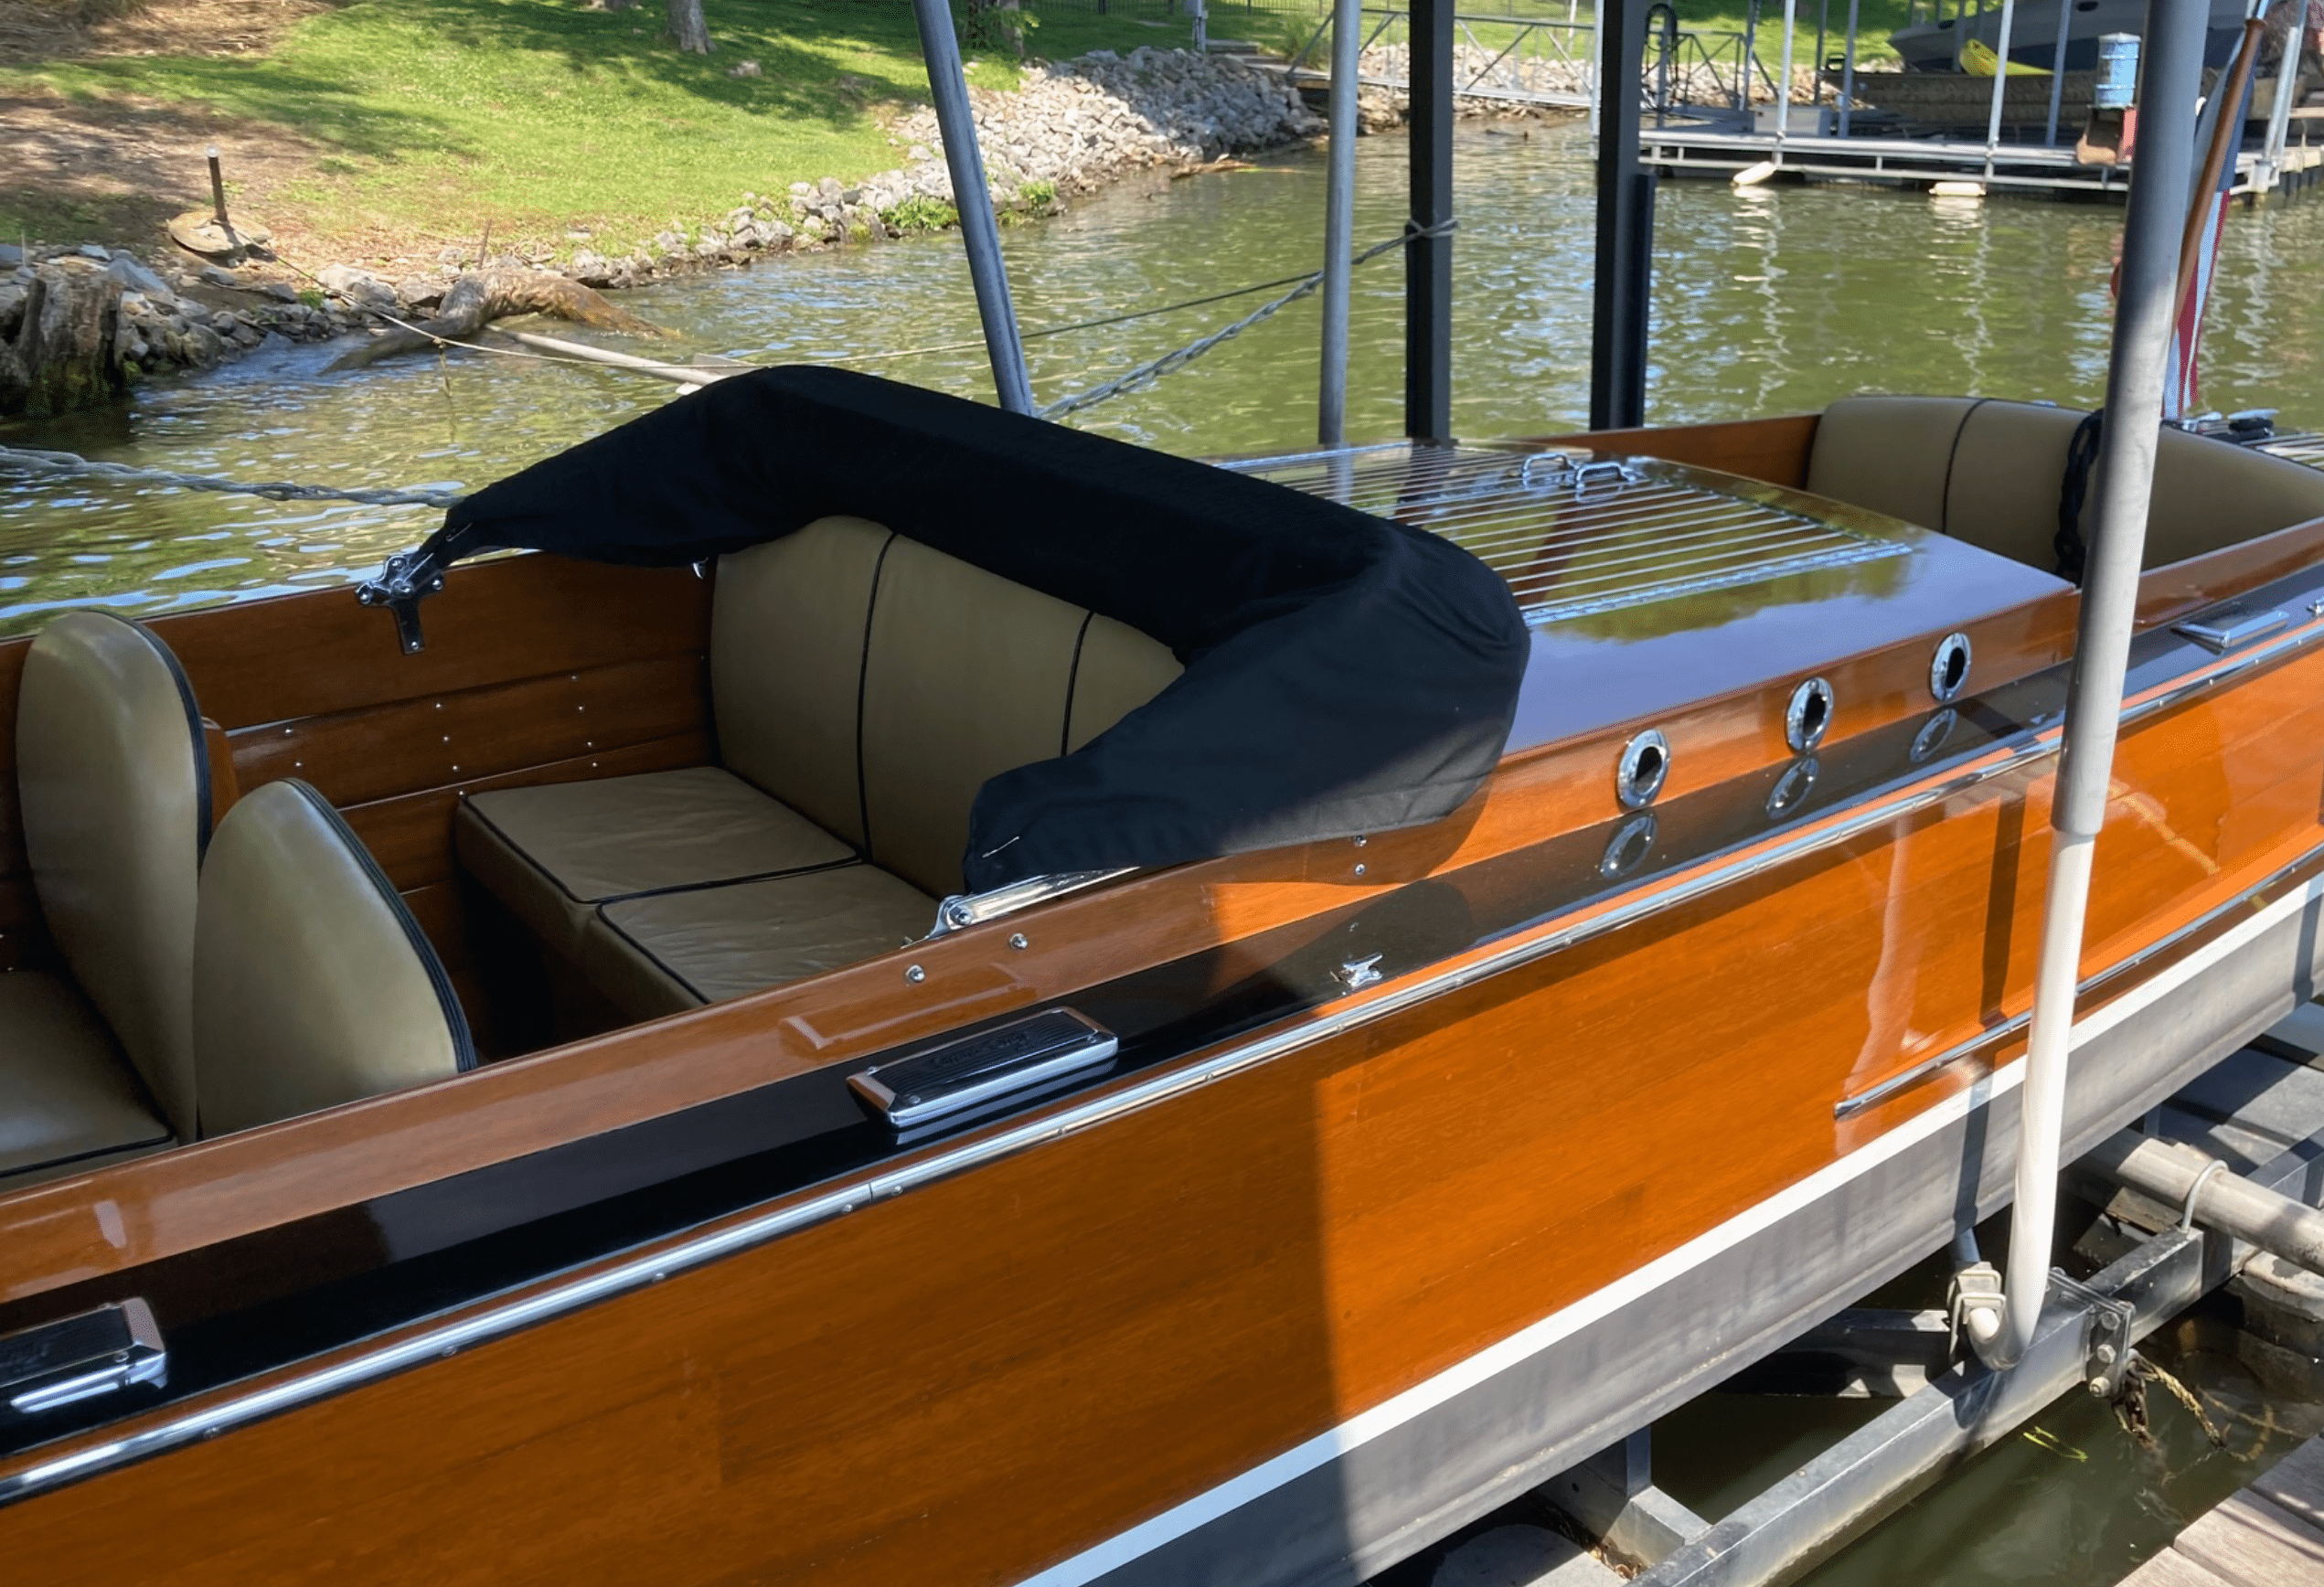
top-left (1230, 443), bottom-right (1910, 625)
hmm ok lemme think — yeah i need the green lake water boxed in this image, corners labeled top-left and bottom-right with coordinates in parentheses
top-left (5, 118), bottom-right (2324, 634)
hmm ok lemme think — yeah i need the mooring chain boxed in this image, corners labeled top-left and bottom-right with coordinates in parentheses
top-left (1038, 219), bottom-right (1458, 421)
top-left (0, 446), bottom-right (468, 510)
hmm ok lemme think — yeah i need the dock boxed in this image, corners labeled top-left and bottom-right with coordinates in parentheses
top-left (1640, 114), bottom-right (2324, 199)
top-left (2122, 1436), bottom-right (2324, 1587)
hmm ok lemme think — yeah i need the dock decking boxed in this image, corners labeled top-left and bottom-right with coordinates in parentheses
top-left (2123, 1436), bottom-right (2324, 1586)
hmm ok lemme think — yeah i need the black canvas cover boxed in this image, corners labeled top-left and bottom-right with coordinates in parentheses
top-left (419, 366), bottom-right (1528, 891)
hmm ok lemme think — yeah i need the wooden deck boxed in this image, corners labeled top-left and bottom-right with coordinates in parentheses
top-left (2122, 1436), bottom-right (2324, 1586)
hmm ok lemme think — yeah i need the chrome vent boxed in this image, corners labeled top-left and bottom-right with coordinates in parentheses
top-left (1228, 442), bottom-right (1909, 626)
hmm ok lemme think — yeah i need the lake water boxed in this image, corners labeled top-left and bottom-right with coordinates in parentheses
top-left (5, 118), bottom-right (2323, 636)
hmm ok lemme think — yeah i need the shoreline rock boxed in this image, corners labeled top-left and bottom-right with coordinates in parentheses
top-left (1, 47), bottom-right (1542, 418)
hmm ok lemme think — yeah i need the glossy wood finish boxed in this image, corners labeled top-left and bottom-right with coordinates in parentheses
top-left (10, 613), bottom-right (2324, 1586)
top-left (1534, 410), bottom-right (1822, 488)
top-left (0, 482), bottom-right (2300, 1302)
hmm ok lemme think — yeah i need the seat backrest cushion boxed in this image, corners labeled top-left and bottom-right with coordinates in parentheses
top-left (2147, 426), bottom-right (2324, 565)
top-left (193, 779), bottom-right (473, 1138)
top-left (711, 523), bottom-right (1184, 899)
top-left (861, 536), bottom-right (1106, 899)
top-left (16, 611), bottom-right (208, 1137)
top-left (1803, 396), bottom-right (1972, 538)
top-left (712, 515), bottom-right (892, 848)
top-left (1808, 395), bottom-right (2324, 571)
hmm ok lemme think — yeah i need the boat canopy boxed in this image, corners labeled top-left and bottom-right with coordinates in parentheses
top-left (411, 366), bottom-right (1530, 889)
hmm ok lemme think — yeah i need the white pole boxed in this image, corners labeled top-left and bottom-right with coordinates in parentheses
top-left (1776, 0), bottom-right (1798, 153)
top-left (1969, 0), bottom-right (2212, 1372)
top-left (1319, 0), bottom-right (1362, 443)
top-left (1984, 0), bottom-right (2018, 178)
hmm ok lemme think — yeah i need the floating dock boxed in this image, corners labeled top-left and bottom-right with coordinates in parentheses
top-left (2123, 1436), bottom-right (2324, 1587)
top-left (1640, 112), bottom-right (2324, 198)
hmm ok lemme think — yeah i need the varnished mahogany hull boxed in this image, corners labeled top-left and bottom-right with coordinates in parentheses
top-left (5, 415), bottom-right (2324, 1584)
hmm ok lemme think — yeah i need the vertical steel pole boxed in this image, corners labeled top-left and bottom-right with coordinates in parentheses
top-left (1591, 0), bottom-right (1652, 430)
top-left (1839, 0), bottom-right (1860, 136)
top-left (2263, 5), bottom-right (2303, 190)
top-left (1739, 0), bottom-right (1759, 112)
top-left (1407, 0), bottom-right (1455, 441)
top-left (1973, 0), bottom-right (2210, 1372)
top-left (1984, 0), bottom-right (2018, 176)
top-left (2043, 0), bottom-right (2071, 145)
top-left (909, 0), bottom-right (1036, 414)
top-left (1775, 0), bottom-right (1798, 152)
top-left (1319, 0), bottom-right (1362, 444)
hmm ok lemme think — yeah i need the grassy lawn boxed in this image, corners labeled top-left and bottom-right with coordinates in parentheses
top-left (0, 0), bottom-right (1190, 260)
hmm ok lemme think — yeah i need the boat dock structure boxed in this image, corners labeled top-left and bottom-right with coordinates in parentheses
top-left (2126, 1437), bottom-right (2324, 1586)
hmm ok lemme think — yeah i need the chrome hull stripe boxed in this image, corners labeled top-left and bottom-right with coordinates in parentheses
top-left (4, 617), bottom-right (2318, 1508)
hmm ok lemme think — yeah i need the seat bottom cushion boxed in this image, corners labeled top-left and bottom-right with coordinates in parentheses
top-left (457, 766), bottom-right (858, 961)
top-left (0, 972), bottom-right (173, 1183)
top-left (582, 864), bottom-right (937, 1019)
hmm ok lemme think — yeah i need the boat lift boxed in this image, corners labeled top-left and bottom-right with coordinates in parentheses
top-left (897, 0), bottom-right (2324, 1575)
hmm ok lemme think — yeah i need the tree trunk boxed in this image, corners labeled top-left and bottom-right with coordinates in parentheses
top-left (666, 0), bottom-right (712, 53)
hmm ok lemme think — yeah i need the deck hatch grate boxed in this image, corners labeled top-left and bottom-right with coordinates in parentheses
top-left (1227, 444), bottom-right (1910, 624)
top-left (2259, 431), bottom-right (2324, 471)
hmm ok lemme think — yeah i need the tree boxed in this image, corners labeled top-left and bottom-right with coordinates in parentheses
top-left (666, 0), bottom-right (713, 53)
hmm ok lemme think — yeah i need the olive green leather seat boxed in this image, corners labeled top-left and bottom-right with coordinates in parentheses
top-left (194, 779), bottom-right (474, 1137)
top-left (1807, 396), bottom-right (2324, 571)
top-left (1, 612), bottom-right (207, 1187)
top-left (456, 516), bottom-right (1182, 1019)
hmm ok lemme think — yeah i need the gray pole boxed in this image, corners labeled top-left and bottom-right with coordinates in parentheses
top-left (1968, 0), bottom-right (2211, 1371)
top-left (1983, 0), bottom-right (2018, 175)
top-left (1839, 0), bottom-right (1860, 137)
top-left (2264, 5), bottom-right (2302, 187)
top-left (2042, 0), bottom-right (2070, 145)
top-left (909, 0), bottom-right (1036, 414)
top-left (1775, 0), bottom-right (1798, 153)
top-left (1318, 0), bottom-right (1363, 444)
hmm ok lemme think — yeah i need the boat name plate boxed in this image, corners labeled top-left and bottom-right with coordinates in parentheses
top-left (2173, 604), bottom-right (2289, 655)
top-left (848, 1007), bottom-right (1119, 1129)
top-left (1, 1299), bottom-right (165, 1418)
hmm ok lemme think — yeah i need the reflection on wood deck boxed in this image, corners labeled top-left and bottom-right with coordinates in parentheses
top-left (2124, 1435), bottom-right (2324, 1586)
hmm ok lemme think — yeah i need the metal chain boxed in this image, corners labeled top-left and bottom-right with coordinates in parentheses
top-left (0, 446), bottom-right (467, 509)
top-left (1038, 219), bottom-right (1457, 421)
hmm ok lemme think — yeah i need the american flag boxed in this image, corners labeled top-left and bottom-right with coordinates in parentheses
top-left (2162, 21), bottom-right (2273, 417)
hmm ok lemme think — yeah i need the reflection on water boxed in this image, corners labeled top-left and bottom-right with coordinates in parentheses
top-left (4, 119), bottom-right (2322, 634)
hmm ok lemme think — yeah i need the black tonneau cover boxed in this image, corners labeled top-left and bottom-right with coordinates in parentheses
top-left (421, 367), bottom-right (1528, 891)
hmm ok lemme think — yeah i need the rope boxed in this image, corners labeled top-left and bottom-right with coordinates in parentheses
top-left (1038, 218), bottom-right (1455, 421)
top-left (0, 447), bottom-right (466, 509)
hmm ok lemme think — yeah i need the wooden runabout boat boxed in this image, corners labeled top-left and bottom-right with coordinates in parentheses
top-left (6, 364), bottom-right (2324, 1583)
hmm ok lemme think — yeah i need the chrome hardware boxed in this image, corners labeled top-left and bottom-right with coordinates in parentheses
top-left (1766, 757), bottom-right (1818, 822)
top-left (1520, 453), bottom-right (1644, 495)
top-left (1007, 933), bottom-right (1029, 951)
top-left (1334, 954), bottom-right (1386, 993)
top-left (2173, 603), bottom-right (2288, 654)
top-left (355, 547), bottom-right (449, 655)
top-left (849, 1008), bottom-right (1118, 1130)
top-left (929, 868), bottom-right (1133, 937)
top-left (1909, 708), bottom-right (1959, 764)
top-left (1600, 813), bottom-right (1657, 879)
top-left (904, 964), bottom-right (926, 984)
top-left (1928, 632), bottom-right (1973, 703)
top-left (1785, 676), bottom-right (1835, 753)
top-left (3, 1299), bottom-right (165, 1417)
top-left (1615, 729), bottom-right (1670, 811)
